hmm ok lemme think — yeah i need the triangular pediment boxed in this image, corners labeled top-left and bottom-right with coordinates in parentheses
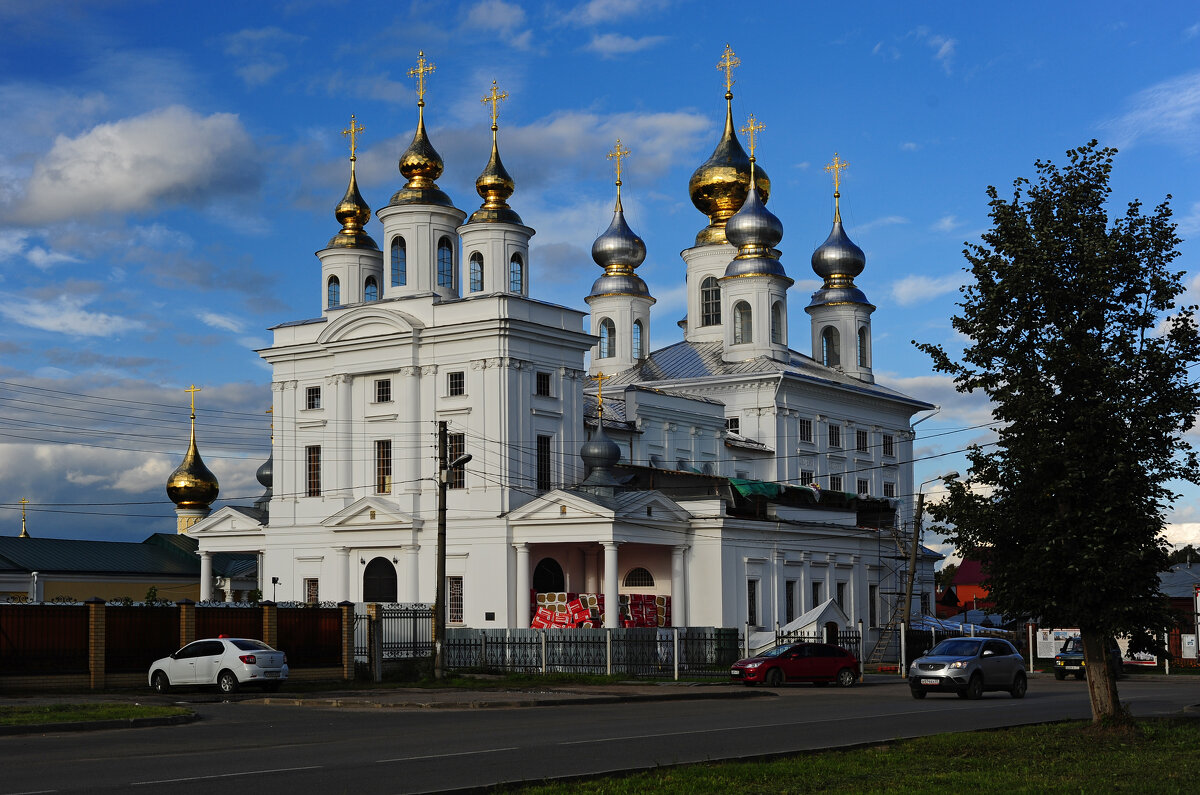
top-left (507, 490), bottom-right (615, 523)
top-left (188, 506), bottom-right (265, 536)
top-left (322, 496), bottom-right (417, 529)
top-left (318, 306), bottom-right (424, 345)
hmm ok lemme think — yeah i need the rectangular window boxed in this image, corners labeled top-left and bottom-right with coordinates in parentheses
top-left (375, 440), bottom-right (392, 494)
top-left (448, 576), bottom-right (464, 624)
top-left (869, 584), bottom-right (878, 627)
top-left (447, 433), bottom-right (466, 489)
top-left (747, 579), bottom-right (759, 627)
top-left (856, 429), bottom-right (869, 453)
top-left (828, 424), bottom-right (841, 448)
top-left (536, 435), bottom-right (552, 491)
top-left (830, 474), bottom-right (843, 492)
top-left (798, 418), bottom-right (813, 443)
top-left (447, 371), bottom-right (465, 397)
top-left (785, 579), bottom-right (797, 624)
top-left (305, 445), bottom-right (321, 496)
top-left (725, 417), bottom-right (740, 435)
top-left (836, 581), bottom-right (846, 609)
top-left (857, 478), bottom-right (869, 495)
top-left (882, 433), bottom-right (895, 457)
top-left (800, 469), bottom-right (816, 486)
top-left (305, 386), bottom-right (321, 410)
top-left (535, 371), bottom-right (552, 397)
top-left (812, 581), bottom-right (823, 607)
top-left (883, 481), bottom-right (897, 498)
top-left (920, 592), bottom-right (931, 616)
top-left (304, 578), bottom-right (319, 604)
top-left (375, 379), bottom-right (392, 403)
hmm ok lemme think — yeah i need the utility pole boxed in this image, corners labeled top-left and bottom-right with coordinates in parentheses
top-left (433, 420), bottom-right (470, 681)
top-left (903, 471), bottom-right (959, 631)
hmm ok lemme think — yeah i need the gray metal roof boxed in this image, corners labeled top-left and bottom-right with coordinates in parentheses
top-left (0, 534), bottom-right (255, 579)
top-left (1160, 563), bottom-right (1200, 598)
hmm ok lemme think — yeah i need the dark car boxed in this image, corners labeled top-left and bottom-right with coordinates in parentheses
top-left (730, 642), bottom-right (859, 687)
top-left (1053, 637), bottom-right (1123, 680)
top-left (908, 637), bottom-right (1027, 699)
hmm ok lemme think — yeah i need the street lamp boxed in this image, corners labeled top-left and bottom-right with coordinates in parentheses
top-left (271, 576), bottom-right (279, 602)
top-left (434, 420), bottom-right (472, 681)
top-left (902, 470), bottom-right (959, 630)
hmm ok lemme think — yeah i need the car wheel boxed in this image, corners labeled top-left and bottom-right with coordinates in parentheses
top-left (152, 671), bottom-right (171, 695)
top-left (217, 670), bottom-right (239, 694)
top-left (836, 668), bottom-right (856, 688)
top-left (1010, 672), bottom-right (1027, 699)
top-left (910, 688), bottom-right (927, 699)
top-left (1054, 671), bottom-right (1065, 681)
top-left (765, 667), bottom-right (784, 687)
top-left (965, 674), bottom-right (984, 700)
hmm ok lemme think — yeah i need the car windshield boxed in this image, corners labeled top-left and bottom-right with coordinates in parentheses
top-left (928, 639), bottom-right (983, 657)
top-left (759, 645), bottom-right (792, 658)
top-left (231, 639), bottom-right (272, 651)
top-left (1060, 638), bottom-right (1083, 654)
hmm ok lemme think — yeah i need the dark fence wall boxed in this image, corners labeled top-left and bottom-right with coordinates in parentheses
top-left (105, 605), bottom-right (179, 674)
top-left (278, 607), bottom-right (341, 667)
top-left (0, 604), bottom-right (89, 675)
top-left (197, 605), bottom-right (261, 640)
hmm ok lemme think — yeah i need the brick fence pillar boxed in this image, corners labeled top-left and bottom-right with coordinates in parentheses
top-left (339, 601), bottom-right (355, 681)
top-left (262, 602), bottom-right (278, 648)
top-left (86, 597), bottom-right (105, 691)
top-left (178, 599), bottom-right (195, 648)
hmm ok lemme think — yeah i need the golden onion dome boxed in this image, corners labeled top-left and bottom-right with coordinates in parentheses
top-left (390, 53), bottom-right (455, 208)
top-left (327, 162), bottom-right (378, 250)
top-left (689, 92), bottom-right (771, 246)
top-left (468, 85), bottom-right (523, 225)
top-left (166, 422), bottom-right (219, 510)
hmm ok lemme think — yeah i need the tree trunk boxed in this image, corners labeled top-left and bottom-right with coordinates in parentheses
top-left (1080, 627), bottom-right (1122, 723)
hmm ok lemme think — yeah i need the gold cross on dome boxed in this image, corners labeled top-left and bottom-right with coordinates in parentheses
top-left (595, 372), bottom-right (606, 414)
top-left (825, 153), bottom-right (849, 194)
top-left (19, 497), bottom-right (28, 538)
top-left (409, 51), bottom-right (436, 104)
top-left (184, 384), bottom-right (201, 416)
top-left (741, 114), bottom-right (764, 158)
top-left (717, 44), bottom-right (740, 94)
top-left (607, 139), bottom-right (630, 186)
top-left (342, 114), bottom-right (364, 161)
top-left (482, 80), bottom-right (507, 130)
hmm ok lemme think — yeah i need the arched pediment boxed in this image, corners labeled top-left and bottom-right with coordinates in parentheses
top-left (318, 307), bottom-right (425, 345)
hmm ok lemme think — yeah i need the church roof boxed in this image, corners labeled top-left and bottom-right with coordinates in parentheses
top-left (0, 534), bottom-right (254, 579)
top-left (604, 340), bottom-right (933, 409)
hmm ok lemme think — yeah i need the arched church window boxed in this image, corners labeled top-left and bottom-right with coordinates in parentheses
top-left (700, 277), bottom-right (721, 326)
top-left (362, 557), bottom-right (397, 602)
top-left (771, 301), bottom-right (784, 345)
top-left (733, 301), bottom-right (752, 344)
top-left (364, 275), bottom-right (378, 302)
top-left (509, 253), bottom-right (523, 293)
top-left (822, 326), bottom-right (841, 367)
top-left (598, 318), bottom-right (616, 358)
top-left (437, 237), bottom-right (454, 289)
top-left (857, 326), bottom-right (870, 367)
top-left (532, 557), bottom-right (565, 593)
top-left (469, 252), bottom-right (484, 292)
top-left (632, 320), bottom-right (644, 359)
top-left (623, 567), bottom-right (654, 588)
top-left (391, 237), bottom-right (406, 286)
top-left (327, 275), bottom-right (340, 308)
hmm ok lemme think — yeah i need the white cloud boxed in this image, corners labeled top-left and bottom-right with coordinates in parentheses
top-left (0, 295), bottom-right (143, 337)
top-left (223, 27), bottom-right (304, 88)
top-left (900, 141), bottom-right (919, 151)
top-left (1186, 22), bottom-right (1200, 39)
top-left (909, 27), bottom-right (956, 74)
top-left (19, 106), bottom-right (257, 223)
top-left (198, 311), bottom-right (246, 334)
top-left (931, 214), bottom-right (963, 233)
top-left (891, 273), bottom-right (964, 306)
top-left (570, 0), bottom-right (669, 25)
top-left (1163, 522), bottom-right (1200, 547)
top-left (1103, 71), bottom-right (1200, 154)
top-left (585, 33), bottom-right (668, 57)
top-left (26, 246), bottom-right (79, 269)
top-left (857, 215), bottom-right (908, 232)
top-left (1177, 201), bottom-right (1200, 238)
top-left (463, 0), bottom-right (526, 33)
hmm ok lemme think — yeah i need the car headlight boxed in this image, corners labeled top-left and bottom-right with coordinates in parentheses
top-left (745, 661), bottom-right (763, 669)
top-left (949, 660), bottom-right (969, 669)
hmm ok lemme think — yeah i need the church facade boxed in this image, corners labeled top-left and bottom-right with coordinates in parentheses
top-left (185, 49), bottom-right (936, 644)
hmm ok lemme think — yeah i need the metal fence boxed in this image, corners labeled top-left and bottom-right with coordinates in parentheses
top-left (196, 603), bottom-right (261, 640)
top-left (278, 605), bottom-right (342, 667)
top-left (0, 603), bottom-right (89, 675)
top-left (775, 629), bottom-right (863, 653)
top-left (105, 605), bottom-right (178, 673)
top-left (443, 627), bottom-right (743, 679)
top-left (355, 603), bottom-right (433, 662)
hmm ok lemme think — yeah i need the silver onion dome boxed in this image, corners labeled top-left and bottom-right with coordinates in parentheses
top-left (808, 216), bottom-right (872, 309)
top-left (580, 422), bottom-right (622, 487)
top-left (724, 180), bottom-right (788, 279)
top-left (588, 195), bottom-right (650, 299)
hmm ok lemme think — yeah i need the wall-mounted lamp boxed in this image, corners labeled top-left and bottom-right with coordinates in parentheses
top-left (392, 556), bottom-right (398, 564)
top-left (360, 557), bottom-right (366, 564)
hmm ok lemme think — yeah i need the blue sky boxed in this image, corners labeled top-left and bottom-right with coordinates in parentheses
top-left (2, 1), bottom-right (1199, 556)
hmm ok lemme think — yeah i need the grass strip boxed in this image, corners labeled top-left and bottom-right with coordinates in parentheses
top-left (0, 703), bottom-right (191, 726)
top-left (515, 719), bottom-right (1200, 794)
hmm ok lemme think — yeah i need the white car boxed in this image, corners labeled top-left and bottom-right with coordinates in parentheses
top-left (149, 637), bottom-right (288, 694)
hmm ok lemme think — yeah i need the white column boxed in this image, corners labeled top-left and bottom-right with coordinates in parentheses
top-left (333, 374), bottom-right (353, 498)
top-left (851, 554), bottom-right (866, 626)
top-left (603, 542), bottom-right (620, 628)
top-left (400, 367), bottom-right (421, 514)
top-left (200, 552), bottom-right (213, 601)
top-left (798, 553), bottom-right (810, 613)
top-left (825, 556), bottom-right (836, 607)
top-left (515, 543), bottom-right (531, 627)
top-left (671, 545), bottom-right (688, 627)
top-left (405, 545), bottom-right (420, 602)
top-left (337, 547), bottom-right (351, 602)
top-left (773, 550), bottom-right (785, 628)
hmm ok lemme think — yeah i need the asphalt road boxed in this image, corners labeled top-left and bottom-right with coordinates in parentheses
top-left (2, 677), bottom-right (1198, 793)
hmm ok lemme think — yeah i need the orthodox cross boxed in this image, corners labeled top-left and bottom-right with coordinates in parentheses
top-left (482, 80), bottom-right (507, 131)
top-left (409, 51), bottom-right (436, 105)
top-left (595, 372), bottom-right (607, 417)
top-left (342, 115), bottom-right (364, 162)
top-left (19, 497), bottom-right (28, 538)
top-left (825, 153), bottom-right (848, 194)
top-left (185, 384), bottom-right (201, 420)
top-left (607, 139), bottom-right (630, 187)
top-left (717, 44), bottom-right (740, 94)
top-left (741, 114), bottom-right (764, 159)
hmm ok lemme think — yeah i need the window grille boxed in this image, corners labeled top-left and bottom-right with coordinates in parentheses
top-left (375, 379), bottom-right (391, 403)
top-left (305, 445), bottom-right (321, 496)
top-left (623, 567), bottom-right (655, 588)
top-left (448, 371), bottom-right (465, 397)
top-left (306, 386), bottom-right (321, 410)
top-left (376, 440), bottom-right (392, 494)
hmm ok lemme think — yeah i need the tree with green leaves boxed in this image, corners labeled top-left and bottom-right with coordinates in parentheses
top-left (916, 140), bottom-right (1200, 723)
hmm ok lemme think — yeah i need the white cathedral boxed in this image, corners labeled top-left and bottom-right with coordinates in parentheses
top-left (181, 49), bottom-right (937, 644)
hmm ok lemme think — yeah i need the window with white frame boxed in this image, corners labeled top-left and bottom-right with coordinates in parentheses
top-left (882, 433), bottom-right (895, 457)
top-left (836, 581), bottom-right (846, 609)
top-left (374, 378), bottom-right (391, 403)
top-left (448, 576), bottom-right (464, 624)
top-left (305, 445), bottom-right (321, 497)
top-left (828, 424), bottom-right (841, 448)
top-left (812, 581), bottom-right (822, 607)
top-left (700, 276), bottom-right (721, 326)
top-left (623, 567), bottom-right (654, 588)
top-left (883, 481), bottom-right (897, 498)
top-left (800, 469), bottom-right (816, 485)
top-left (869, 584), bottom-right (878, 627)
top-left (469, 252), bottom-right (483, 292)
top-left (725, 417), bottom-right (740, 435)
top-left (447, 371), bottom-right (465, 397)
top-left (798, 418), bottom-right (813, 443)
top-left (785, 579), bottom-right (797, 623)
top-left (375, 439), bottom-right (392, 494)
top-left (304, 578), bottom-right (319, 604)
top-left (830, 474), bottom-right (843, 491)
top-left (747, 579), bottom-right (759, 627)
top-left (535, 371), bottom-right (552, 397)
top-left (305, 386), bottom-right (321, 410)
top-left (536, 434), bottom-right (552, 491)
top-left (857, 478), bottom-right (869, 495)
top-left (437, 237), bottom-right (454, 289)
top-left (447, 433), bottom-right (466, 489)
top-left (856, 429), bottom-right (869, 453)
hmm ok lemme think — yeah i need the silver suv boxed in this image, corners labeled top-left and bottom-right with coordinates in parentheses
top-left (908, 637), bottom-right (1027, 700)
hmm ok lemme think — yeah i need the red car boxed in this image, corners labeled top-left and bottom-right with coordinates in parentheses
top-left (730, 642), bottom-right (860, 687)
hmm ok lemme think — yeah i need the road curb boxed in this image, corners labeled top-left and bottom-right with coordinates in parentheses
top-left (0, 711), bottom-right (197, 737)
top-left (258, 688), bottom-right (774, 710)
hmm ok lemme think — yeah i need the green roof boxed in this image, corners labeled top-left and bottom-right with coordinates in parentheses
top-left (0, 534), bottom-right (254, 578)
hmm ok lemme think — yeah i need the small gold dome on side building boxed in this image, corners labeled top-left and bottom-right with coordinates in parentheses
top-left (167, 387), bottom-right (219, 512)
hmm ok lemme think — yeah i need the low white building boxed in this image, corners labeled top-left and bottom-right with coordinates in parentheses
top-left (187, 51), bottom-right (937, 647)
